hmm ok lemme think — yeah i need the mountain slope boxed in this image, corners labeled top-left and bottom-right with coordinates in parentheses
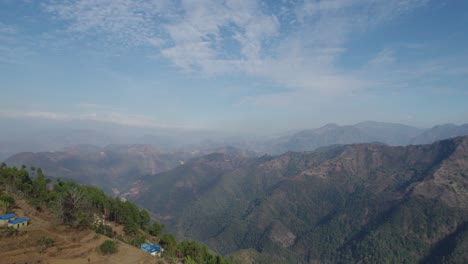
top-left (265, 121), bottom-right (424, 154)
top-left (354, 121), bottom-right (424, 145)
top-left (5, 144), bottom-right (196, 195)
top-left (0, 163), bottom-right (231, 264)
top-left (132, 137), bottom-right (468, 263)
top-left (411, 123), bottom-right (468, 145)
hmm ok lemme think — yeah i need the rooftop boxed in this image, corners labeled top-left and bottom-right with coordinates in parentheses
top-left (141, 243), bottom-right (162, 253)
top-left (8, 217), bottom-right (28, 224)
top-left (0, 213), bottom-right (15, 220)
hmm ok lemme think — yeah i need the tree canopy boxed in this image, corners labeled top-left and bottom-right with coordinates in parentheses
top-left (0, 164), bottom-right (231, 263)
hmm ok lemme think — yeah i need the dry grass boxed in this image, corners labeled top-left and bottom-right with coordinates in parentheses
top-left (0, 198), bottom-right (165, 264)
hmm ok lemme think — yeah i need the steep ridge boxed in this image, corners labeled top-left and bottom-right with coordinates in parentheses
top-left (354, 121), bottom-right (424, 145)
top-left (133, 137), bottom-right (468, 263)
top-left (262, 122), bottom-right (468, 154)
top-left (266, 123), bottom-right (378, 154)
top-left (411, 123), bottom-right (468, 145)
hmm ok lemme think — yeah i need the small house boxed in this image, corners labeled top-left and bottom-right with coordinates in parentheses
top-left (93, 213), bottom-right (105, 226)
top-left (8, 217), bottom-right (28, 229)
top-left (0, 213), bottom-right (16, 226)
top-left (141, 242), bottom-right (164, 257)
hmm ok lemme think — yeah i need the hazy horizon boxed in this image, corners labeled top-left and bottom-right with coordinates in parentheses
top-left (2, 2), bottom-right (468, 261)
top-left (1, 0), bottom-right (468, 134)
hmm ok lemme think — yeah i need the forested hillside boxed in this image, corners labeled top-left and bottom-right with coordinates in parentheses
top-left (133, 137), bottom-right (468, 263)
top-left (0, 163), bottom-right (231, 264)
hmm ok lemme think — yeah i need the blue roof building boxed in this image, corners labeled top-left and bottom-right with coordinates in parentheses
top-left (0, 213), bottom-right (16, 226)
top-left (9, 217), bottom-right (28, 224)
top-left (141, 242), bottom-right (163, 256)
top-left (8, 217), bottom-right (28, 228)
top-left (0, 213), bottom-right (15, 220)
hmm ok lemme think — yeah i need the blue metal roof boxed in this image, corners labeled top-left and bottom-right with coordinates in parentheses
top-left (141, 242), bottom-right (162, 253)
top-left (8, 217), bottom-right (28, 224)
top-left (0, 213), bottom-right (15, 220)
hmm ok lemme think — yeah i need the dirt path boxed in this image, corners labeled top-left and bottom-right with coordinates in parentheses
top-left (0, 198), bottom-right (167, 264)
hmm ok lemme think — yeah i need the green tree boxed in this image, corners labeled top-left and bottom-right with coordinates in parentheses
top-left (95, 224), bottom-right (116, 238)
top-left (100, 240), bottom-right (118, 254)
top-left (31, 171), bottom-right (51, 207)
top-left (178, 240), bottom-right (204, 262)
top-left (184, 256), bottom-right (198, 264)
top-left (0, 200), bottom-right (10, 214)
top-left (14, 168), bottom-right (32, 193)
top-left (37, 236), bottom-right (54, 253)
top-left (53, 184), bottom-right (91, 227)
top-left (160, 233), bottom-right (177, 255)
top-left (0, 194), bottom-right (15, 213)
top-left (150, 221), bottom-right (164, 236)
top-left (0, 193), bottom-right (15, 205)
top-left (140, 209), bottom-right (150, 229)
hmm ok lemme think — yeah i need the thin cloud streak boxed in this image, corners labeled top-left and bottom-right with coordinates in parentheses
top-left (0, 109), bottom-right (197, 130)
top-left (42, 0), bottom-right (430, 95)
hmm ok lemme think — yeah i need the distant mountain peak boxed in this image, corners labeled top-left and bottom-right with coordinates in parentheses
top-left (432, 123), bottom-right (457, 129)
top-left (321, 123), bottom-right (340, 129)
top-left (313, 123), bottom-right (341, 134)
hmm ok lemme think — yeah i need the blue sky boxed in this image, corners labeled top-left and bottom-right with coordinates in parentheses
top-left (0, 0), bottom-right (467, 133)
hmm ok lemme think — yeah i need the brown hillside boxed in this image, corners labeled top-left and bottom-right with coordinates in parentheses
top-left (0, 197), bottom-right (163, 264)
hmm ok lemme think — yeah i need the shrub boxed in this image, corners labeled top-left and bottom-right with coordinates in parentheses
top-left (100, 240), bottom-right (118, 254)
top-left (37, 236), bottom-right (55, 253)
top-left (95, 224), bottom-right (116, 238)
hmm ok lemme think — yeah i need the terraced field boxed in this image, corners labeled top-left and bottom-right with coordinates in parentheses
top-left (0, 198), bottom-right (160, 264)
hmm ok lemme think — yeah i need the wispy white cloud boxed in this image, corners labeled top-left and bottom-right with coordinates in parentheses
top-left (0, 22), bottom-right (16, 34)
top-left (444, 66), bottom-right (468, 76)
top-left (0, 109), bottom-right (67, 120)
top-left (342, 50), bottom-right (468, 97)
top-left (43, 0), bottom-right (174, 47)
top-left (0, 22), bottom-right (36, 65)
top-left (0, 108), bottom-right (195, 129)
top-left (26, 111), bottom-right (69, 120)
top-left (369, 48), bottom-right (396, 67)
top-left (42, 0), bottom-right (430, 94)
top-left (159, 0), bottom-right (279, 74)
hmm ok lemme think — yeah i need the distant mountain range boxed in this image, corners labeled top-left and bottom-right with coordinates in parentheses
top-left (5, 144), bottom-right (195, 195)
top-left (2, 121), bottom-right (468, 162)
top-left (131, 136), bottom-right (468, 263)
top-left (3, 130), bottom-right (468, 262)
top-left (4, 144), bottom-right (256, 196)
top-left (0, 118), bottom-right (235, 162)
top-left (410, 123), bottom-right (468, 145)
top-left (4, 121), bottom-right (468, 198)
top-left (258, 121), bottom-right (468, 154)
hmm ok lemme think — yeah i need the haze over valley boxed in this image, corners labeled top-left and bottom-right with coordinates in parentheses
top-left (1, 0), bottom-right (468, 263)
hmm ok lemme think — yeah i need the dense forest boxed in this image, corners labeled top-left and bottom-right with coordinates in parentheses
top-left (0, 163), bottom-right (231, 264)
top-left (134, 137), bottom-right (468, 263)
top-left (2, 137), bottom-right (468, 263)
